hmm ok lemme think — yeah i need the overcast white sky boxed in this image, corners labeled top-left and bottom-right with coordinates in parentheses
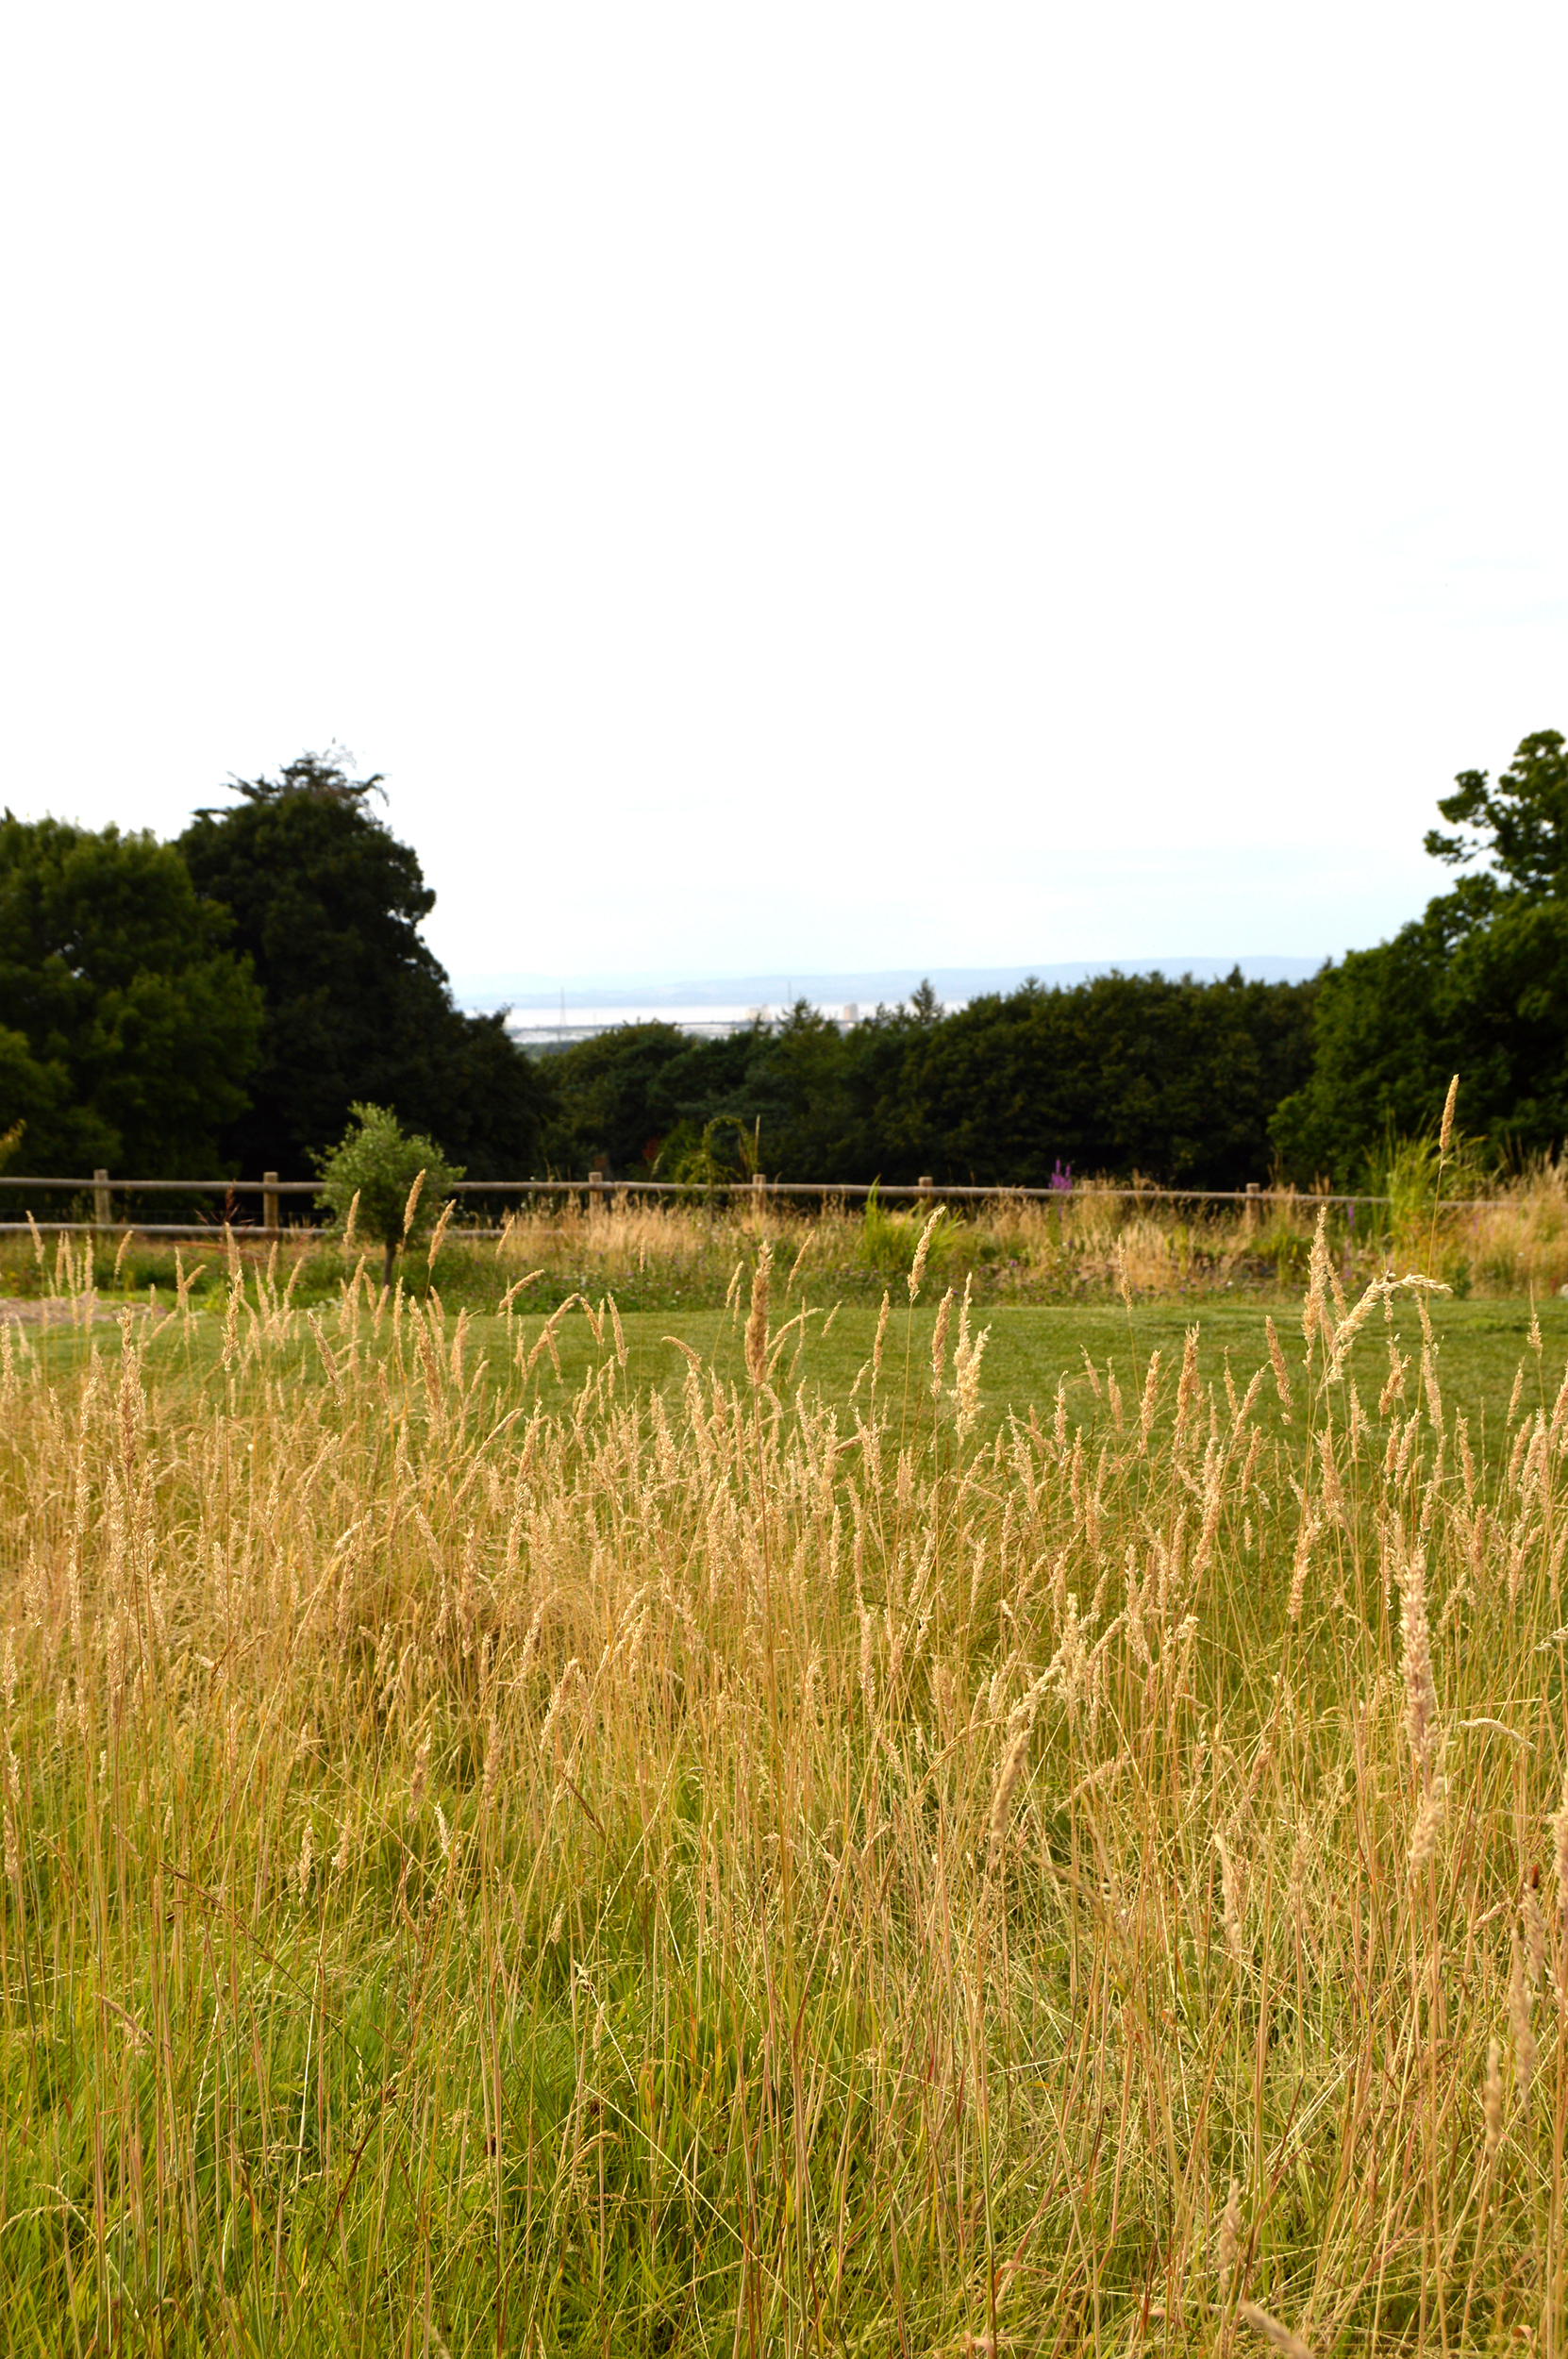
top-left (3, 3), bottom-right (1565, 992)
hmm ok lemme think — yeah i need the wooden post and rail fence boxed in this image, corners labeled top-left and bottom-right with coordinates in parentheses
top-left (0, 1169), bottom-right (1493, 1240)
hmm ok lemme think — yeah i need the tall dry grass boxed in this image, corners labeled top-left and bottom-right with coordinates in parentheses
top-left (485, 1162), bottom-right (1568, 1302)
top-left (0, 1227), bottom-right (1565, 2349)
top-left (5, 1157), bottom-right (1567, 1312)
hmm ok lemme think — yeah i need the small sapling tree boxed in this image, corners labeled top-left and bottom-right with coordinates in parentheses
top-left (313, 1101), bottom-right (463, 1289)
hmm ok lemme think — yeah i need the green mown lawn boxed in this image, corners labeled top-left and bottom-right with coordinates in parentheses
top-left (22, 1289), bottom-right (1566, 1466)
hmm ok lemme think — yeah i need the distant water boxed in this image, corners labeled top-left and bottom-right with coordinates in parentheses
top-left (504, 1003), bottom-right (801, 1046)
top-left (454, 958), bottom-right (1328, 1040)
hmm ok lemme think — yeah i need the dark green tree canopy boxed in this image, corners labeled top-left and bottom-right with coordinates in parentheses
top-left (542, 976), bottom-right (1317, 1190)
top-left (1274, 728), bottom-right (1568, 1181)
top-left (900, 969), bottom-right (1316, 1189)
top-left (1424, 728), bottom-right (1568, 901)
top-left (541, 1022), bottom-right (692, 1177)
top-left (0, 813), bottom-right (263, 1175)
top-left (216, 749), bottom-right (387, 810)
top-left (179, 753), bottom-right (547, 1180)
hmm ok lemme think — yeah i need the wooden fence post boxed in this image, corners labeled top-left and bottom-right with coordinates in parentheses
top-left (263, 1171), bottom-right (279, 1235)
top-left (1245, 1182), bottom-right (1261, 1232)
top-left (93, 1167), bottom-right (110, 1230)
top-left (752, 1172), bottom-right (767, 1207)
top-left (917, 1176), bottom-right (933, 1199)
top-left (588, 1168), bottom-right (604, 1213)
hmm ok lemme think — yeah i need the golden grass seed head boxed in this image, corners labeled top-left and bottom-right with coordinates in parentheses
top-left (1509, 1925), bottom-right (1538, 2104)
top-left (1233, 1367), bottom-right (1264, 1433)
top-left (929, 1286), bottom-right (954, 1397)
top-left (1325, 1275), bottom-right (1393, 1386)
top-left (1214, 1829), bottom-right (1245, 1964)
top-left (872, 1288), bottom-right (890, 1383)
top-left (1138, 1350), bottom-right (1162, 1452)
top-left (1407, 1776), bottom-right (1445, 1878)
top-left (1439, 1073), bottom-right (1460, 1157)
top-left (1302, 1206), bottom-right (1332, 1347)
top-left (1525, 1881), bottom-right (1546, 1989)
top-left (1174, 1326), bottom-right (1200, 1453)
top-left (744, 1243), bottom-right (773, 1387)
top-left (1395, 1545), bottom-right (1439, 1774)
top-left (907, 1207), bottom-right (942, 1305)
top-left (952, 1307), bottom-right (990, 1441)
top-left (1238, 2301), bottom-right (1314, 2359)
top-left (1484, 2036), bottom-right (1504, 2157)
top-left (1286, 1514), bottom-right (1316, 1625)
top-left (1551, 1763), bottom-right (1568, 1919)
top-left (1265, 1317), bottom-right (1293, 1416)
top-left (426, 1194), bottom-right (456, 1270)
top-left (408, 1731), bottom-right (432, 1822)
top-left (987, 1726), bottom-right (1031, 1860)
top-left (1216, 2177), bottom-right (1243, 2290)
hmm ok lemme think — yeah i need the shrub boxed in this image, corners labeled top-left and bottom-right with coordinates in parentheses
top-left (312, 1101), bottom-right (463, 1287)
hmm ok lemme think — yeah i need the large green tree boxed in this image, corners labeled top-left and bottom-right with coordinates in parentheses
top-left (179, 753), bottom-right (549, 1179)
top-left (0, 814), bottom-right (263, 1175)
top-left (1271, 729), bottom-right (1568, 1180)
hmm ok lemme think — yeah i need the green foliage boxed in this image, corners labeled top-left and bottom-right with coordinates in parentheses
top-left (1273, 729), bottom-right (1568, 1181)
top-left (1369, 1129), bottom-right (1447, 1232)
top-left (313, 1101), bottom-right (462, 1281)
top-left (0, 812), bottom-right (262, 1176)
top-left (544, 977), bottom-right (1317, 1190)
top-left (1425, 726), bottom-right (1568, 898)
top-left (180, 751), bottom-right (548, 1180)
top-left (897, 968), bottom-right (1318, 1187)
top-left (859, 1183), bottom-right (960, 1280)
top-left (541, 1020), bottom-right (692, 1175)
top-left (656, 1113), bottom-right (762, 1189)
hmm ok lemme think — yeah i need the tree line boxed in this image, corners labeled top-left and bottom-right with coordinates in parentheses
top-left (1, 733), bottom-right (1563, 1195)
top-left (0, 755), bottom-right (544, 1186)
top-left (544, 972), bottom-right (1317, 1192)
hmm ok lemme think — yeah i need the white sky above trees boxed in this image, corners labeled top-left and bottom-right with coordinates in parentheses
top-left (2, 2), bottom-right (1564, 992)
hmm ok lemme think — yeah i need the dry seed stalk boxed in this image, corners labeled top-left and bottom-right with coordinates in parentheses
top-left (744, 1244), bottom-right (772, 1388)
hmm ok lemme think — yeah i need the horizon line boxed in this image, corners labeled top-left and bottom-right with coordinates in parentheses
top-left (448, 954), bottom-right (1331, 1010)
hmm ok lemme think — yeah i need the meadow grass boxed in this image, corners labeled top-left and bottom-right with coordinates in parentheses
top-left (1, 1224), bottom-right (1566, 2351)
top-left (5, 1148), bottom-right (1567, 1313)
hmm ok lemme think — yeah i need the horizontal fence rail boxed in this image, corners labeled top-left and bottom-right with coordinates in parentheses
top-left (0, 1167), bottom-right (1510, 1241)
